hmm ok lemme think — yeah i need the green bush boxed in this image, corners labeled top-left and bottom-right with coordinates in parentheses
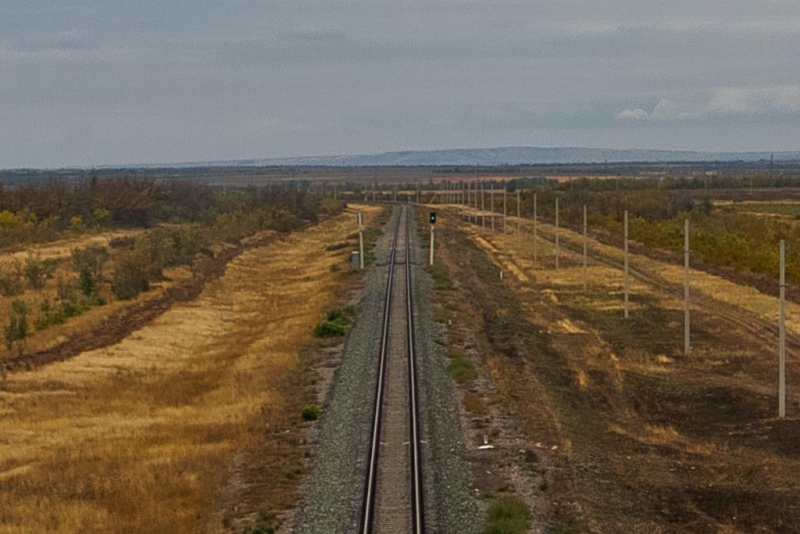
top-left (4, 300), bottom-right (28, 350)
top-left (313, 321), bottom-right (346, 338)
top-left (301, 404), bottom-right (320, 421)
top-left (448, 352), bottom-right (478, 383)
top-left (484, 496), bottom-right (531, 534)
top-left (326, 306), bottom-right (356, 326)
top-left (111, 250), bottom-right (151, 300)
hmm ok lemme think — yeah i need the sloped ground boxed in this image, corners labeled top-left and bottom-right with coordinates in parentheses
top-left (432, 206), bottom-right (800, 533)
top-left (0, 206), bottom-right (379, 533)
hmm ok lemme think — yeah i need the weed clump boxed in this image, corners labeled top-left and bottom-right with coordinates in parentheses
top-left (425, 264), bottom-right (454, 290)
top-left (484, 496), bottom-right (530, 534)
top-left (301, 404), bottom-right (320, 421)
top-left (242, 509), bottom-right (281, 534)
top-left (448, 351), bottom-right (478, 383)
top-left (313, 321), bottom-right (346, 338)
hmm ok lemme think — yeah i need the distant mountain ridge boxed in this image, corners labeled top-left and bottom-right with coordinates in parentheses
top-left (86, 146), bottom-right (800, 170)
top-left (195, 146), bottom-right (800, 168)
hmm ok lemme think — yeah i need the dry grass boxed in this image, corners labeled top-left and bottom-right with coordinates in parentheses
top-left (0, 205), bottom-right (379, 533)
top-left (443, 205), bottom-right (800, 531)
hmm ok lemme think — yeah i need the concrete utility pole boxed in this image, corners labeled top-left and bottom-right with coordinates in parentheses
top-left (555, 197), bottom-right (560, 269)
top-left (533, 192), bottom-right (538, 265)
top-left (583, 205), bottom-right (588, 292)
top-left (503, 188), bottom-right (507, 234)
top-left (684, 219), bottom-right (690, 356)
top-left (415, 180), bottom-right (419, 204)
top-left (624, 210), bottom-right (629, 319)
top-left (358, 212), bottom-right (365, 269)
top-left (779, 239), bottom-right (786, 418)
top-left (481, 181), bottom-right (485, 228)
top-left (430, 224), bottom-right (435, 266)
top-left (490, 184), bottom-right (495, 232)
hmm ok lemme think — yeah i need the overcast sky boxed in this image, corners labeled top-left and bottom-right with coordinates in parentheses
top-left (2, 0), bottom-right (799, 168)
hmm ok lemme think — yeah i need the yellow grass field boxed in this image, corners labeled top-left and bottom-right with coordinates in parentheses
top-left (0, 205), bottom-right (379, 533)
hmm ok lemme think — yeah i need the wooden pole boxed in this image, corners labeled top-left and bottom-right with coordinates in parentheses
top-left (780, 239), bottom-right (786, 418)
top-left (624, 210), bottom-right (629, 319)
top-left (516, 190), bottom-right (521, 235)
top-left (685, 219), bottom-right (690, 355)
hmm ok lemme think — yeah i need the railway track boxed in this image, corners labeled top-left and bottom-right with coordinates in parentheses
top-left (361, 205), bottom-right (425, 533)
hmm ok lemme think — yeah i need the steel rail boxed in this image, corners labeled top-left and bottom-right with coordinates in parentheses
top-left (405, 206), bottom-right (425, 533)
top-left (359, 205), bottom-right (426, 533)
top-left (360, 207), bottom-right (401, 533)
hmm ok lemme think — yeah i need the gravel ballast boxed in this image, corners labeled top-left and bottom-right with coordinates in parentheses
top-left (291, 205), bottom-right (479, 533)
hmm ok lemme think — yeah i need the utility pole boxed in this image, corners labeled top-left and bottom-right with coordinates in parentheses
top-left (516, 190), bottom-right (521, 235)
top-left (685, 219), bottom-right (690, 356)
top-left (779, 239), bottom-right (786, 418)
top-left (583, 204), bottom-right (588, 292)
top-left (624, 210), bottom-right (629, 319)
top-left (533, 192), bottom-right (538, 265)
top-left (481, 181), bottom-right (485, 228)
top-left (491, 184), bottom-right (495, 232)
top-left (503, 187), bottom-right (507, 234)
top-left (358, 212), bottom-right (365, 270)
top-left (555, 197), bottom-right (560, 269)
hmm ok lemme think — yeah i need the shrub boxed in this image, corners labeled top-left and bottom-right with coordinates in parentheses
top-left (72, 246), bottom-right (109, 284)
top-left (313, 321), bottom-right (346, 338)
top-left (24, 257), bottom-right (57, 292)
top-left (484, 496), bottom-right (531, 534)
top-left (0, 262), bottom-right (24, 297)
top-left (4, 300), bottom-right (28, 350)
top-left (301, 404), bottom-right (320, 421)
top-left (78, 267), bottom-right (96, 297)
top-left (111, 250), bottom-right (151, 300)
top-left (326, 306), bottom-right (355, 326)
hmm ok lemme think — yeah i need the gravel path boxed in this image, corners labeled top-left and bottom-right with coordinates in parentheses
top-left (291, 205), bottom-right (479, 533)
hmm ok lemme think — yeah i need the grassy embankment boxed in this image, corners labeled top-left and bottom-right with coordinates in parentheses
top-left (0, 204), bottom-right (383, 533)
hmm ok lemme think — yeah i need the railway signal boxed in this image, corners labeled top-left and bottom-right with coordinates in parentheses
top-left (429, 211), bottom-right (436, 224)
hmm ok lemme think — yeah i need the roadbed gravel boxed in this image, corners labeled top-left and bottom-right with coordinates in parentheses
top-left (290, 205), bottom-right (479, 533)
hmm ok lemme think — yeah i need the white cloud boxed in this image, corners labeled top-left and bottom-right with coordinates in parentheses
top-left (615, 99), bottom-right (696, 121)
top-left (707, 85), bottom-right (800, 114)
top-left (616, 108), bottom-right (648, 120)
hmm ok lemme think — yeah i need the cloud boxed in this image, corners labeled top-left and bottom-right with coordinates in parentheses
top-left (616, 108), bottom-right (648, 120)
top-left (615, 99), bottom-right (696, 121)
top-left (707, 85), bottom-right (800, 114)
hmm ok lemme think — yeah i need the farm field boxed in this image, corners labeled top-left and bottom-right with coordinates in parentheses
top-left (429, 201), bottom-right (800, 532)
top-left (0, 205), bottom-right (379, 533)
